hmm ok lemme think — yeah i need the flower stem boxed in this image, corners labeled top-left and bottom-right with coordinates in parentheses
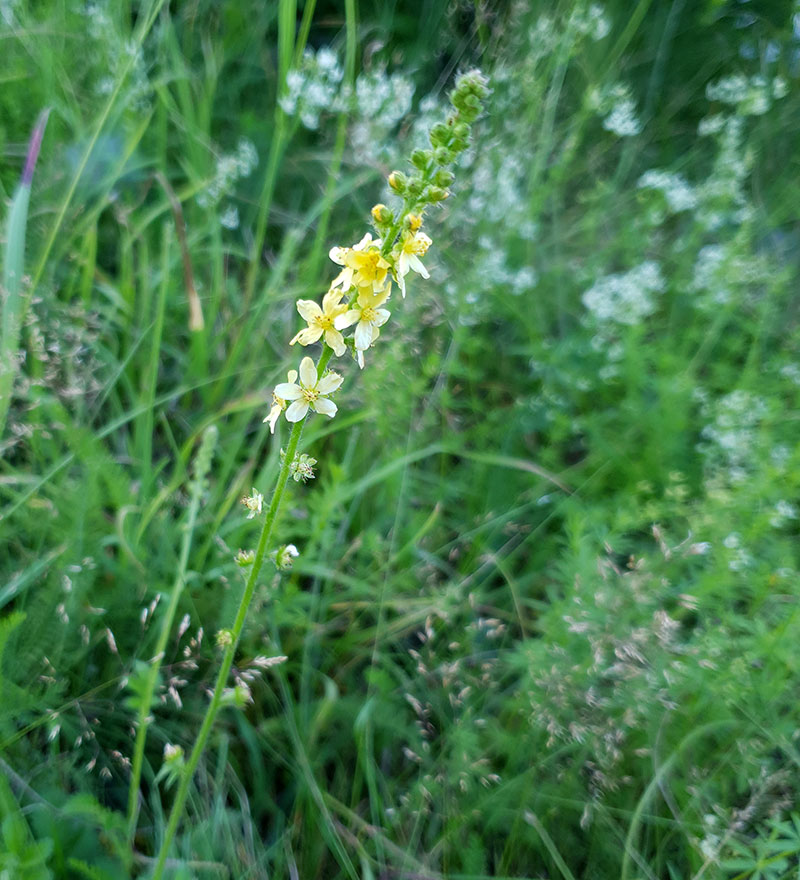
top-left (150, 346), bottom-right (332, 878)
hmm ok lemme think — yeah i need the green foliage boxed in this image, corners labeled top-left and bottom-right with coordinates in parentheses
top-left (1, 0), bottom-right (799, 877)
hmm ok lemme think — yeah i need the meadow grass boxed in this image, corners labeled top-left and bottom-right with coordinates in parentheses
top-left (2, 1), bottom-right (800, 878)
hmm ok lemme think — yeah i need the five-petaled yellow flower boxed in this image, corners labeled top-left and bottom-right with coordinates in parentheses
top-left (330, 233), bottom-right (391, 293)
top-left (290, 288), bottom-right (349, 356)
top-left (393, 230), bottom-right (432, 297)
top-left (335, 287), bottom-right (391, 369)
top-left (275, 356), bottom-right (343, 422)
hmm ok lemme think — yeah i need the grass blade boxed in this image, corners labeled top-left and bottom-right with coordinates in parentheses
top-left (0, 109), bottom-right (49, 446)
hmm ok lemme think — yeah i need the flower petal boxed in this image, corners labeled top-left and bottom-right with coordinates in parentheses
top-left (296, 299), bottom-right (323, 322)
top-left (329, 246), bottom-right (347, 265)
top-left (317, 371), bottom-right (343, 394)
top-left (263, 404), bottom-right (281, 434)
top-left (299, 356), bottom-right (317, 389)
top-left (322, 288), bottom-right (344, 313)
top-left (290, 326), bottom-right (323, 346)
top-left (285, 399), bottom-right (310, 422)
top-left (275, 382), bottom-right (302, 400)
top-left (331, 267), bottom-right (354, 290)
top-left (354, 320), bottom-right (373, 351)
top-left (408, 254), bottom-right (429, 278)
top-left (312, 397), bottom-right (337, 418)
top-left (373, 308), bottom-right (391, 327)
top-left (334, 309), bottom-right (361, 330)
top-left (324, 328), bottom-right (347, 356)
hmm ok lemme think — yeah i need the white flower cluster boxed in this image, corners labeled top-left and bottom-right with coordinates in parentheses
top-left (197, 138), bottom-right (258, 211)
top-left (349, 70), bottom-right (416, 164)
top-left (698, 390), bottom-right (769, 484)
top-left (706, 73), bottom-right (788, 116)
top-left (279, 47), bottom-right (344, 129)
top-left (581, 261), bottom-right (665, 326)
top-left (589, 83), bottom-right (642, 137)
top-left (570, 3), bottom-right (611, 41)
top-left (637, 170), bottom-right (698, 214)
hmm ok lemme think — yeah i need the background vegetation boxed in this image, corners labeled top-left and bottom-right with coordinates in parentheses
top-left (2, 0), bottom-right (800, 877)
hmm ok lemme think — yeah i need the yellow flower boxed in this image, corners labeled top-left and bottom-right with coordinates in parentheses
top-left (289, 288), bottom-right (348, 356)
top-left (335, 287), bottom-right (391, 369)
top-left (330, 233), bottom-right (391, 293)
top-left (274, 356), bottom-right (343, 422)
top-left (263, 369), bottom-right (298, 434)
top-left (393, 230), bottom-right (431, 297)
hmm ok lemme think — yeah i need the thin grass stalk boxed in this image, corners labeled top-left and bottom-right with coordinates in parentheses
top-left (125, 421), bottom-right (219, 845)
top-left (27, 0), bottom-right (167, 304)
top-left (150, 347), bottom-right (332, 878)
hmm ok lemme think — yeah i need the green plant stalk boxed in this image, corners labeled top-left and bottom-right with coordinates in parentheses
top-left (151, 346), bottom-right (332, 879)
top-left (126, 423), bottom-right (218, 845)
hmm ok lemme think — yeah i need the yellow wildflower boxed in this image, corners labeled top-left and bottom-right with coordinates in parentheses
top-left (290, 288), bottom-right (348, 355)
top-left (335, 287), bottom-right (391, 369)
top-left (274, 356), bottom-right (343, 422)
top-left (393, 230), bottom-right (431, 297)
top-left (330, 233), bottom-right (391, 293)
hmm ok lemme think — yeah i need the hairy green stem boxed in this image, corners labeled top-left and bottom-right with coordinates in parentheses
top-left (151, 346), bottom-right (333, 878)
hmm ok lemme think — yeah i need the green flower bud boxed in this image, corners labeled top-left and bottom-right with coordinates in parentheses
top-left (433, 169), bottom-right (455, 187)
top-left (407, 178), bottom-right (424, 198)
top-left (455, 69), bottom-right (490, 100)
top-left (433, 147), bottom-right (452, 165)
top-left (429, 122), bottom-right (450, 148)
top-left (236, 549), bottom-right (255, 567)
top-left (426, 186), bottom-right (450, 202)
top-left (411, 149), bottom-right (431, 170)
top-left (388, 170), bottom-right (407, 193)
top-left (216, 629), bottom-right (234, 648)
top-left (453, 122), bottom-right (470, 140)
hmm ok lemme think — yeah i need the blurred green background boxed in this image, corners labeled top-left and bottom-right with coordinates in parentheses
top-left (2, 0), bottom-right (800, 877)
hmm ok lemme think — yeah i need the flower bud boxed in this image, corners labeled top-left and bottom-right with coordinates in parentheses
top-left (453, 122), bottom-right (470, 140)
top-left (411, 149), bottom-right (431, 170)
top-left (405, 213), bottom-right (423, 231)
top-left (371, 203), bottom-right (393, 225)
top-left (216, 629), bottom-right (234, 648)
top-left (236, 549), bottom-right (255, 567)
top-left (429, 122), bottom-right (451, 148)
top-left (163, 743), bottom-right (184, 764)
top-left (426, 186), bottom-right (450, 202)
top-left (274, 544), bottom-right (299, 570)
top-left (433, 147), bottom-right (452, 166)
top-left (433, 169), bottom-right (455, 188)
top-left (407, 178), bottom-right (424, 198)
top-left (388, 171), bottom-right (407, 193)
top-left (455, 69), bottom-right (490, 99)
